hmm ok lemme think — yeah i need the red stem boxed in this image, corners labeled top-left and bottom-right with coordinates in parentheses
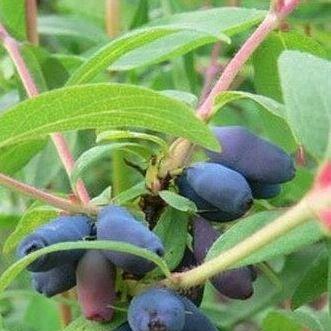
top-left (0, 173), bottom-right (97, 215)
top-left (0, 23), bottom-right (90, 204)
top-left (197, 12), bottom-right (279, 121)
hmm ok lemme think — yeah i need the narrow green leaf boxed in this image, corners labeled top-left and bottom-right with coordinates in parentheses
top-left (291, 249), bottom-right (328, 309)
top-left (279, 51), bottom-right (331, 160)
top-left (154, 207), bottom-right (188, 271)
top-left (0, 83), bottom-right (219, 151)
top-left (160, 90), bottom-right (198, 108)
top-left (67, 28), bottom-right (178, 85)
top-left (0, 0), bottom-right (26, 40)
top-left (3, 205), bottom-right (59, 254)
top-left (90, 186), bottom-right (112, 206)
top-left (0, 240), bottom-right (170, 294)
top-left (112, 182), bottom-right (148, 205)
top-left (207, 211), bottom-right (324, 267)
top-left (96, 130), bottom-right (168, 151)
top-left (38, 15), bottom-right (108, 44)
top-left (0, 140), bottom-right (46, 175)
top-left (72, 142), bottom-right (151, 184)
top-left (159, 190), bottom-right (197, 213)
top-left (212, 91), bottom-right (297, 152)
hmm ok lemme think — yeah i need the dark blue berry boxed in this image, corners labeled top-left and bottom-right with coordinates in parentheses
top-left (97, 205), bottom-right (164, 275)
top-left (17, 215), bottom-right (94, 272)
top-left (177, 163), bottom-right (253, 222)
top-left (249, 181), bottom-right (281, 199)
top-left (206, 126), bottom-right (295, 184)
top-left (128, 288), bottom-right (185, 331)
top-left (115, 323), bottom-right (132, 331)
top-left (32, 263), bottom-right (76, 297)
top-left (193, 216), bottom-right (255, 300)
top-left (76, 250), bottom-right (116, 322)
top-left (180, 296), bottom-right (217, 331)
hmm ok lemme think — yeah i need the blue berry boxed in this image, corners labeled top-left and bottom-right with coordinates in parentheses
top-left (249, 181), bottom-right (281, 199)
top-left (128, 288), bottom-right (185, 331)
top-left (193, 216), bottom-right (255, 300)
top-left (17, 215), bottom-right (94, 272)
top-left (32, 263), bottom-right (76, 297)
top-left (180, 296), bottom-right (217, 331)
top-left (76, 250), bottom-right (116, 322)
top-left (207, 126), bottom-right (295, 184)
top-left (177, 163), bottom-right (253, 222)
top-left (97, 205), bottom-right (164, 275)
top-left (115, 323), bottom-right (132, 331)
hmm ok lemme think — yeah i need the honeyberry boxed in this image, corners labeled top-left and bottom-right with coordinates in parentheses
top-left (180, 296), bottom-right (217, 331)
top-left (177, 162), bottom-right (253, 222)
top-left (249, 181), bottom-right (281, 199)
top-left (206, 126), bottom-right (295, 184)
top-left (97, 205), bottom-right (164, 275)
top-left (115, 323), bottom-right (132, 331)
top-left (76, 250), bottom-right (116, 322)
top-left (128, 288), bottom-right (185, 331)
top-left (193, 216), bottom-right (255, 300)
top-left (17, 215), bottom-right (94, 272)
top-left (32, 263), bottom-right (76, 297)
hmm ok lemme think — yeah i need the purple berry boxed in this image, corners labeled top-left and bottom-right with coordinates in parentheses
top-left (97, 205), bottom-right (164, 275)
top-left (76, 250), bottom-right (116, 322)
top-left (249, 181), bottom-right (281, 199)
top-left (206, 126), bottom-right (295, 184)
top-left (177, 163), bottom-right (253, 222)
top-left (32, 263), bottom-right (76, 297)
top-left (17, 215), bottom-right (94, 272)
top-left (128, 288), bottom-right (186, 331)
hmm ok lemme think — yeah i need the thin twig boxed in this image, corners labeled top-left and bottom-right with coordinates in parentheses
top-left (0, 173), bottom-right (98, 215)
top-left (25, 0), bottom-right (39, 45)
top-left (105, 0), bottom-right (120, 38)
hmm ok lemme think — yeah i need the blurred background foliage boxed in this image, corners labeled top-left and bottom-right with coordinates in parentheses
top-left (0, 0), bottom-right (330, 330)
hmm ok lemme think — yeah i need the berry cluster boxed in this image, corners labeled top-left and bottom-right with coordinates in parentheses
top-left (17, 206), bottom-right (165, 322)
top-left (176, 126), bottom-right (295, 301)
top-left (17, 125), bottom-right (295, 329)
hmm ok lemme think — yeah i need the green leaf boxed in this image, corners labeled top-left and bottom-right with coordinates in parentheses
top-left (3, 205), bottom-right (59, 254)
top-left (0, 140), bottom-right (46, 175)
top-left (154, 207), bottom-right (188, 271)
top-left (262, 311), bottom-right (302, 331)
top-left (96, 130), bottom-right (168, 151)
top-left (279, 51), bottom-right (331, 160)
top-left (0, 0), bottom-right (26, 40)
top-left (63, 315), bottom-right (126, 331)
top-left (72, 142), bottom-right (151, 184)
top-left (160, 90), bottom-right (198, 108)
top-left (149, 7), bottom-right (266, 38)
top-left (212, 91), bottom-right (297, 151)
top-left (253, 31), bottom-right (326, 102)
top-left (111, 7), bottom-right (266, 71)
top-left (159, 190), bottom-right (197, 213)
top-left (90, 186), bottom-right (112, 206)
top-left (67, 28), bottom-right (178, 85)
top-left (291, 248), bottom-right (328, 309)
top-left (207, 211), bottom-right (324, 268)
top-left (24, 295), bottom-right (61, 331)
top-left (113, 181), bottom-right (148, 205)
top-left (38, 15), bottom-right (108, 44)
top-left (130, 0), bottom-right (149, 29)
top-left (0, 240), bottom-right (170, 294)
top-left (0, 83), bottom-right (219, 151)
